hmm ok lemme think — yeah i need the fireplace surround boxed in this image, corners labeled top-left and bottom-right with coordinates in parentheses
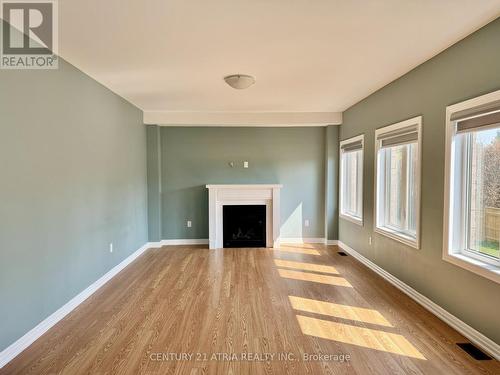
top-left (206, 184), bottom-right (282, 249)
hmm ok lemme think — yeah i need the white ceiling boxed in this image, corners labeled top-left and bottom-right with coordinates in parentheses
top-left (58, 0), bottom-right (500, 124)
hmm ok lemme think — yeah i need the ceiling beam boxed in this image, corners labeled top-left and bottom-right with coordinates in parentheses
top-left (143, 111), bottom-right (342, 127)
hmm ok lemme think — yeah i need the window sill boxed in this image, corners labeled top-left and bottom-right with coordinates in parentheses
top-left (375, 226), bottom-right (419, 249)
top-left (340, 213), bottom-right (363, 226)
top-left (443, 253), bottom-right (500, 284)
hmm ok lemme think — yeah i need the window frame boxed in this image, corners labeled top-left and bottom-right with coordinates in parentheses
top-left (339, 134), bottom-right (364, 226)
top-left (374, 116), bottom-right (422, 249)
top-left (443, 90), bottom-right (500, 284)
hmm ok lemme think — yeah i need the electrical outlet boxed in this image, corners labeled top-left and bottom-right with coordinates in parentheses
top-left (187, 220), bottom-right (192, 228)
top-left (304, 219), bottom-right (310, 227)
top-left (243, 161), bottom-right (249, 168)
top-left (109, 243), bottom-right (113, 253)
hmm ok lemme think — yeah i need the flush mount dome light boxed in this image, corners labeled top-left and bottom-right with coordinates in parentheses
top-left (224, 74), bottom-right (255, 89)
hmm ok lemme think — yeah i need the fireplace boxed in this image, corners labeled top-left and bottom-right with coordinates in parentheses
top-left (206, 184), bottom-right (282, 249)
top-left (223, 205), bottom-right (266, 248)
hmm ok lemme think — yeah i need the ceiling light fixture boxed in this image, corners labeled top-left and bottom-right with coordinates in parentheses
top-left (224, 74), bottom-right (255, 89)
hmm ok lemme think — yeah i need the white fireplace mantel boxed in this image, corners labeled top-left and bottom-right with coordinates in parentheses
top-left (206, 184), bottom-right (283, 249)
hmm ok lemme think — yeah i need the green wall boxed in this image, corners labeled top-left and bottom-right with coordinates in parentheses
top-left (340, 18), bottom-right (500, 343)
top-left (0, 51), bottom-right (148, 349)
top-left (146, 125), bottom-right (162, 242)
top-left (325, 125), bottom-right (339, 241)
top-left (147, 126), bottom-right (332, 240)
top-left (3, 13), bottom-right (498, 357)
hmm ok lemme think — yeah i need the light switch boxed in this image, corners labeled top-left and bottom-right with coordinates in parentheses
top-left (243, 161), bottom-right (249, 168)
top-left (187, 220), bottom-right (192, 228)
top-left (304, 220), bottom-right (310, 227)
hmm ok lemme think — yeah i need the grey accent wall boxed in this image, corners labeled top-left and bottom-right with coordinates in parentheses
top-left (0, 56), bottom-right (148, 349)
top-left (148, 126), bottom-right (329, 240)
top-left (146, 125), bottom-right (162, 242)
top-left (325, 125), bottom-right (339, 241)
top-left (340, 18), bottom-right (500, 343)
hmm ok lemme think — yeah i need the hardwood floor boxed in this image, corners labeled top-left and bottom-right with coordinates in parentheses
top-left (2, 244), bottom-right (498, 374)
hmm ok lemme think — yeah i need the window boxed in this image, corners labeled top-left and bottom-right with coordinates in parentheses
top-left (444, 90), bottom-right (500, 283)
top-left (340, 135), bottom-right (364, 224)
top-left (375, 117), bottom-right (422, 248)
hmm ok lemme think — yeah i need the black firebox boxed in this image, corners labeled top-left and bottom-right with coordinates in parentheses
top-left (223, 205), bottom-right (266, 248)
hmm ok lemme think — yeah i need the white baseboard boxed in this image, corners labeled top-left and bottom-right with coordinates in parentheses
top-left (148, 239), bottom-right (209, 247)
top-left (0, 243), bottom-right (151, 369)
top-left (151, 238), bottom-right (329, 247)
top-left (280, 237), bottom-right (326, 244)
top-left (337, 241), bottom-right (500, 360)
top-left (4, 239), bottom-right (496, 369)
top-left (162, 239), bottom-right (208, 246)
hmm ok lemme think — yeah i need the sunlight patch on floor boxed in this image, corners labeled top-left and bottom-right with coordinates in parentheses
top-left (273, 246), bottom-right (322, 255)
top-left (278, 269), bottom-right (352, 287)
top-left (274, 259), bottom-right (339, 274)
top-left (289, 296), bottom-right (392, 327)
top-left (296, 315), bottom-right (426, 360)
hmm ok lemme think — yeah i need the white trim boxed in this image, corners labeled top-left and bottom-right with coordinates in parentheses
top-left (4, 238), bottom-right (496, 370)
top-left (206, 184), bottom-right (283, 189)
top-left (143, 111), bottom-right (343, 127)
top-left (373, 116), bottom-right (422, 249)
top-left (339, 134), bottom-right (365, 226)
top-left (0, 239), bottom-right (215, 369)
top-left (216, 200), bottom-right (273, 248)
top-left (337, 241), bottom-right (500, 360)
top-left (462, 248), bottom-right (499, 268)
top-left (443, 253), bottom-right (500, 284)
top-left (156, 238), bottom-right (330, 247)
top-left (443, 89), bottom-right (500, 284)
top-left (159, 239), bottom-right (209, 246)
top-left (280, 237), bottom-right (326, 244)
top-left (0, 242), bottom-right (152, 370)
top-left (374, 226), bottom-right (419, 249)
top-left (339, 214), bottom-right (363, 226)
top-left (206, 184), bottom-right (282, 249)
top-left (340, 134), bottom-right (365, 146)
